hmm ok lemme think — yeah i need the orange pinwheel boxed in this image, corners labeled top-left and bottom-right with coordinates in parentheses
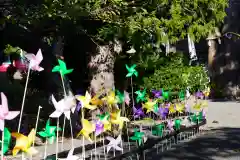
top-left (11, 129), bottom-right (38, 156)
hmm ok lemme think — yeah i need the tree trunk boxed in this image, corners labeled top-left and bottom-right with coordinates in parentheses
top-left (207, 39), bottom-right (217, 77)
top-left (88, 40), bottom-right (122, 95)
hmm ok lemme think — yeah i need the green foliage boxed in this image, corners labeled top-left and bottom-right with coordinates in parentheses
top-left (142, 53), bottom-right (209, 93)
top-left (3, 0), bottom-right (228, 55)
top-left (3, 45), bottom-right (23, 55)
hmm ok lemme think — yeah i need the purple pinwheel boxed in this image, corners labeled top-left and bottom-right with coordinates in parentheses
top-left (133, 106), bottom-right (145, 118)
top-left (185, 103), bottom-right (190, 112)
top-left (167, 120), bottom-right (174, 131)
top-left (158, 107), bottom-right (169, 119)
top-left (76, 102), bottom-right (82, 112)
top-left (195, 91), bottom-right (204, 99)
top-left (95, 120), bottom-right (104, 136)
top-left (165, 103), bottom-right (171, 108)
top-left (152, 89), bottom-right (162, 98)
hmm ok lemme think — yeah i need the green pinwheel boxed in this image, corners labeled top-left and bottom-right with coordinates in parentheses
top-left (153, 104), bottom-right (159, 113)
top-left (162, 89), bottom-right (170, 100)
top-left (0, 127), bottom-right (11, 154)
top-left (126, 64), bottom-right (138, 77)
top-left (38, 120), bottom-right (61, 144)
top-left (179, 90), bottom-right (185, 101)
top-left (97, 112), bottom-right (110, 121)
top-left (116, 90), bottom-right (124, 104)
top-left (152, 123), bottom-right (164, 137)
top-left (130, 129), bottom-right (145, 146)
top-left (174, 119), bottom-right (182, 130)
top-left (52, 59), bottom-right (73, 76)
top-left (135, 89), bottom-right (146, 103)
top-left (190, 111), bottom-right (203, 123)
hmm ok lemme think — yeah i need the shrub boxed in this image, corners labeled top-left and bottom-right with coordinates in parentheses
top-left (141, 52), bottom-right (209, 93)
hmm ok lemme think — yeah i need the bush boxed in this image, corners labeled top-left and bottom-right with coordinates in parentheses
top-left (141, 52), bottom-right (209, 93)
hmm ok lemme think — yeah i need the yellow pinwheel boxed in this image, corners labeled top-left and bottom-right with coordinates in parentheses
top-left (102, 91), bottom-right (118, 105)
top-left (169, 104), bottom-right (176, 114)
top-left (203, 87), bottom-right (210, 97)
top-left (11, 129), bottom-right (38, 156)
top-left (77, 119), bottom-right (95, 142)
top-left (142, 99), bottom-right (157, 113)
top-left (175, 103), bottom-right (184, 113)
top-left (75, 91), bottom-right (97, 110)
top-left (111, 110), bottom-right (129, 129)
top-left (90, 94), bottom-right (103, 106)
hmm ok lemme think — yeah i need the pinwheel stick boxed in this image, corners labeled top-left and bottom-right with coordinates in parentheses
top-left (56, 118), bottom-right (59, 160)
top-left (130, 77), bottom-right (135, 120)
top-left (60, 73), bottom-right (74, 148)
top-left (1, 127), bottom-right (4, 160)
top-left (18, 65), bottom-right (31, 133)
top-left (33, 106), bottom-right (42, 147)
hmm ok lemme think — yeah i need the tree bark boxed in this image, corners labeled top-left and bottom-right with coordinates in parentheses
top-left (88, 40), bottom-right (122, 95)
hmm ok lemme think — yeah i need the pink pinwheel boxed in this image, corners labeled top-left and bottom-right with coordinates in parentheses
top-left (0, 92), bottom-right (20, 131)
top-left (24, 49), bottom-right (44, 72)
top-left (133, 106), bottom-right (145, 118)
top-left (124, 91), bottom-right (130, 105)
top-left (167, 120), bottom-right (174, 131)
top-left (95, 120), bottom-right (104, 136)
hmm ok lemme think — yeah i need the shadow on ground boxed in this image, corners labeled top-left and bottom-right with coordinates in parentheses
top-left (148, 127), bottom-right (240, 160)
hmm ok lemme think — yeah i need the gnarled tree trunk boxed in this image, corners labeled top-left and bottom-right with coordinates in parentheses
top-left (88, 40), bottom-right (122, 95)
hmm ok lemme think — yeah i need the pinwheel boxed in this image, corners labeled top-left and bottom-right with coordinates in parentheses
top-left (195, 91), bottom-right (204, 99)
top-left (130, 129), bottom-right (145, 146)
top-left (52, 59), bottom-right (73, 76)
top-left (162, 89), bottom-right (170, 100)
top-left (152, 123), bottom-right (164, 137)
top-left (175, 104), bottom-right (184, 114)
top-left (133, 106), bottom-right (145, 118)
top-left (90, 95), bottom-right (103, 106)
top-left (77, 119), bottom-right (95, 142)
top-left (124, 91), bottom-right (130, 105)
top-left (38, 120), bottom-right (61, 144)
top-left (106, 135), bottom-right (123, 153)
top-left (116, 90), bottom-right (124, 104)
top-left (135, 89), bottom-right (146, 103)
top-left (152, 89), bottom-right (162, 98)
top-left (203, 87), bottom-right (210, 98)
top-left (0, 92), bottom-right (20, 131)
top-left (97, 112), bottom-right (111, 131)
top-left (24, 49), bottom-right (44, 72)
top-left (174, 119), bottom-right (181, 130)
top-left (142, 99), bottom-right (157, 113)
top-left (168, 104), bottom-right (176, 114)
top-left (190, 111), bottom-right (204, 123)
top-left (158, 107), bottom-right (168, 119)
top-left (11, 129), bottom-right (38, 156)
top-left (0, 128), bottom-right (11, 155)
top-left (94, 120), bottom-right (104, 136)
top-left (75, 91), bottom-right (97, 110)
top-left (111, 110), bottom-right (129, 129)
top-left (58, 148), bottom-right (80, 160)
top-left (125, 64), bottom-right (138, 77)
top-left (102, 91), bottom-right (118, 106)
top-left (178, 90), bottom-right (185, 101)
top-left (167, 120), bottom-right (174, 131)
top-left (49, 95), bottom-right (72, 120)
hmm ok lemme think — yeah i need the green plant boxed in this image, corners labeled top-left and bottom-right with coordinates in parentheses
top-left (142, 53), bottom-right (209, 93)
